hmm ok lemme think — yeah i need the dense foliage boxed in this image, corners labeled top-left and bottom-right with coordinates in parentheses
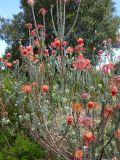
top-left (0, 133), bottom-right (46, 160)
top-left (0, 84), bottom-right (46, 160)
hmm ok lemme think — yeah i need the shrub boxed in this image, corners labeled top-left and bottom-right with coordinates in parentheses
top-left (0, 0), bottom-right (120, 160)
top-left (0, 133), bottom-right (46, 160)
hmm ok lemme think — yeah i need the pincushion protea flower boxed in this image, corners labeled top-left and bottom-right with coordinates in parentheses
top-left (67, 115), bottom-right (74, 125)
top-left (102, 63), bottom-right (115, 74)
top-left (73, 54), bottom-right (91, 70)
top-left (31, 30), bottom-right (36, 37)
top-left (77, 38), bottom-right (84, 47)
top-left (111, 86), bottom-right (118, 97)
top-left (22, 85), bottom-right (32, 94)
top-left (72, 102), bottom-right (83, 113)
top-left (74, 149), bottom-right (83, 160)
top-left (111, 75), bottom-right (120, 87)
top-left (66, 47), bottom-right (74, 53)
top-left (5, 62), bottom-right (12, 68)
top-left (51, 38), bottom-right (61, 49)
top-left (6, 53), bottom-right (11, 59)
top-left (103, 107), bottom-right (113, 119)
top-left (79, 116), bottom-right (93, 129)
top-left (80, 92), bottom-right (90, 99)
top-left (25, 23), bottom-right (32, 29)
top-left (87, 101), bottom-right (95, 109)
top-left (22, 48), bottom-right (28, 56)
top-left (83, 131), bottom-right (96, 147)
top-left (98, 50), bottom-right (103, 55)
top-left (88, 102), bottom-right (100, 110)
top-left (41, 85), bottom-right (49, 93)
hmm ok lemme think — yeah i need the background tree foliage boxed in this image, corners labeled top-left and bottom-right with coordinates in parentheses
top-left (0, 0), bottom-right (120, 57)
top-left (0, 133), bottom-right (46, 160)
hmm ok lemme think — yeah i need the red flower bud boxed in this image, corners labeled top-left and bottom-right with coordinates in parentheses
top-left (5, 62), bottom-right (12, 68)
top-left (111, 86), bottom-right (117, 97)
top-left (88, 101), bottom-right (95, 109)
top-left (6, 53), bottom-right (11, 59)
top-left (22, 49), bottom-right (28, 56)
top-left (67, 115), bottom-right (74, 125)
top-left (41, 85), bottom-right (49, 93)
top-left (76, 38), bottom-right (84, 46)
top-left (22, 85), bottom-right (32, 94)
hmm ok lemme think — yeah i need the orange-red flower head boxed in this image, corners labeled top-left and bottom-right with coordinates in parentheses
top-left (74, 149), bottom-right (83, 160)
top-left (5, 62), bottom-right (12, 68)
top-left (22, 48), bottom-right (28, 56)
top-left (41, 85), bottom-right (49, 93)
top-left (102, 63), bottom-right (114, 74)
top-left (22, 85), bottom-right (32, 94)
top-left (25, 23), bottom-right (32, 30)
top-left (6, 53), bottom-right (11, 59)
top-left (111, 86), bottom-right (117, 97)
top-left (72, 102), bottom-right (83, 113)
top-left (52, 38), bottom-right (61, 49)
top-left (67, 115), bottom-right (74, 125)
top-left (73, 54), bottom-right (91, 70)
top-left (83, 131), bottom-right (96, 146)
top-left (66, 47), bottom-right (74, 53)
top-left (88, 101), bottom-right (95, 109)
top-left (103, 107), bottom-right (113, 119)
top-left (77, 38), bottom-right (84, 47)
